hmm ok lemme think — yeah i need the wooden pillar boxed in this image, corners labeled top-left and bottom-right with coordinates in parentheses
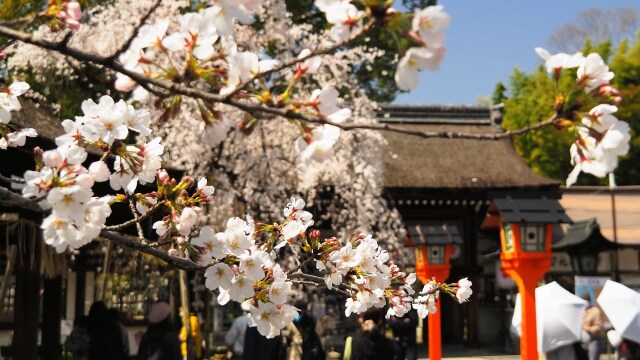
top-left (466, 207), bottom-right (479, 345)
top-left (42, 276), bottom-right (62, 360)
top-left (12, 232), bottom-right (42, 360)
top-left (74, 253), bottom-right (87, 319)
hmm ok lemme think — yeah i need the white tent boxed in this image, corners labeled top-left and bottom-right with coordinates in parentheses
top-left (597, 280), bottom-right (640, 343)
top-left (511, 281), bottom-right (588, 353)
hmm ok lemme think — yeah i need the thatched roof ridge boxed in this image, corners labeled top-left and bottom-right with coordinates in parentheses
top-left (378, 104), bottom-right (558, 190)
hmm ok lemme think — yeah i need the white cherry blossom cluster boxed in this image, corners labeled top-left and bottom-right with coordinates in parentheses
top-left (22, 156), bottom-right (113, 252)
top-left (314, 0), bottom-right (364, 42)
top-left (151, 175), bottom-right (216, 239)
top-left (294, 87), bottom-right (352, 172)
top-left (190, 197), bottom-right (471, 338)
top-left (567, 104), bottom-right (631, 186)
top-left (395, 5), bottom-right (450, 91)
top-left (112, 2), bottom-right (356, 171)
top-left (534, 48), bottom-right (631, 186)
top-left (0, 82), bottom-right (37, 149)
top-left (15, 94), bottom-right (167, 252)
top-left (1, 0), bottom-right (476, 341)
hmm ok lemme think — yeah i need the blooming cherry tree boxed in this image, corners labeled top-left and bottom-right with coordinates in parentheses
top-left (0, 0), bottom-right (631, 341)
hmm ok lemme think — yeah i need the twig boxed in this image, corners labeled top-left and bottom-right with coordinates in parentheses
top-left (0, 173), bottom-right (25, 184)
top-left (288, 272), bottom-right (351, 296)
top-left (225, 19), bottom-right (376, 99)
top-left (106, 0), bottom-right (163, 62)
top-left (104, 201), bottom-right (164, 231)
top-left (287, 254), bottom-right (316, 275)
top-left (127, 196), bottom-right (145, 241)
top-left (98, 230), bottom-right (207, 271)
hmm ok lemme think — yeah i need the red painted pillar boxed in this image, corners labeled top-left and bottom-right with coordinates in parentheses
top-left (420, 265), bottom-right (450, 360)
top-left (428, 300), bottom-right (442, 360)
top-left (501, 253), bottom-right (551, 360)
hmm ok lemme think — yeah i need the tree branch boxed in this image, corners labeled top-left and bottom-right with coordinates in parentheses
top-left (288, 272), bottom-right (351, 296)
top-left (103, 201), bottom-right (164, 231)
top-left (98, 230), bottom-right (207, 271)
top-left (0, 23), bottom-right (557, 142)
top-left (106, 0), bottom-right (163, 62)
top-left (0, 186), bottom-right (46, 213)
top-left (225, 19), bottom-right (376, 99)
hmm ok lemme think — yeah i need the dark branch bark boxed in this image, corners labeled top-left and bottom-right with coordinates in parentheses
top-left (0, 24), bottom-right (558, 140)
top-left (106, 0), bottom-right (163, 62)
top-left (98, 230), bottom-right (207, 271)
top-left (224, 20), bottom-right (376, 99)
top-left (0, 186), bottom-right (46, 213)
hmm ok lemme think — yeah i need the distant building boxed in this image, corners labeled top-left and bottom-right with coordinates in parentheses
top-left (378, 104), bottom-right (561, 347)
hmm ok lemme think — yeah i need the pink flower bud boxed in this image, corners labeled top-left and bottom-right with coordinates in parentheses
top-left (74, 173), bottom-right (95, 188)
top-left (64, 1), bottom-right (82, 21)
top-left (65, 18), bottom-right (80, 31)
top-left (157, 169), bottom-right (170, 182)
top-left (176, 236), bottom-right (187, 245)
top-left (56, 10), bottom-right (69, 20)
top-left (168, 248), bottom-right (179, 257)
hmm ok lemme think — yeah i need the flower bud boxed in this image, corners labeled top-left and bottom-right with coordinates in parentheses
top-left (168, 248), bottom-right (179, 257)
top-left (157, 169), bottom-right (170, 182)
top-left (64, 1), bottom-right (82, 21)
top-left (88, 161), bottom-right (110, 182)
top-left (74, 173), bottom-right (95, 188)
top-left (42, 149), bottom-right (64, 168)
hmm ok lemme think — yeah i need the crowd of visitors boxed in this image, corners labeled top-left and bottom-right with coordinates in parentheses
top-left (62, 296), bottom-right (427, 360)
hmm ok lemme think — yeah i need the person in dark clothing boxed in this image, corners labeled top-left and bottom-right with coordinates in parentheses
top-left (241, 326), bottom-right (283, 360)
top-left (109, 308), bottom-right (131, 357)
top-left (293, 300), bottom-right (325, 360)
top-left (351, 308), bottom-right (396, 360)
top-left (88, 301), bottom-right (127, 360)
top-left (136, 302), bottom-right (182, 360)
top-left (388, 310), bottom-right (418, 360)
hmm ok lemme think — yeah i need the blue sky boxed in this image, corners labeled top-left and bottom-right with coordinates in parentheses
top-left (394, 1), bottom-right (640, 105)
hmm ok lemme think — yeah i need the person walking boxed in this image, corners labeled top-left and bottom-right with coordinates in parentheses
top-left (179, 307), bottom-right (202, 360)
top-left (581, 294), bottom-right (605, 360)
top-left (87, 301), bottom-right (127, 360)
top-left (136, 302), bottom-right (182, 360)
top-left (388, 310), bottom-right (418, 360)
top-left (293, 300), bottom-right (325, 360)
top-left (349, 308), bottom-right (396, 360)
top-left (225, 301), bottom-right (251, 360)
top-left (241, 326), bottom-right (283, 360)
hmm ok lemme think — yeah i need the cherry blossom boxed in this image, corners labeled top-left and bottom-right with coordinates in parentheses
top-left (411, 5), bottom-right (451, 47)
top-left (0, 81), bottom-right (29, 120)
top-left (177, 207), bottom-right (199, 236)
top-left (395, 47), bottom-right (444, 91)
top-left (456, 277), bottom-right (473, 303)
top-left (0, 0), bottom-right (490, 341)
top-left (296, 49), bottom-right (322, 77)
top-left (534, 47), bottom-right (584, 77)
top-left (88, 161), bottom-right (111, 182)
top-left (323, 2), bottom-right (364, 42)
top-left (162, 12), bottom-right (219, 60)
top-left (205, 263), bottom-right (234, 290)
top-left (191, 226), bottom-right (226, 263)
top-left (577, 53), bottom-right (615, 92)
